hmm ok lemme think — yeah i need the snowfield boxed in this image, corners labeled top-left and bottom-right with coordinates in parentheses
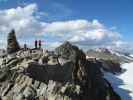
top-left (104, 62), bottom-right (133, 100)
top-left (130, 55), bottom-right (133, 58)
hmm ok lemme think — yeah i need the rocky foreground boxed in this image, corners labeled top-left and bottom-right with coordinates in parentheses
top-left (0, 30), bottom-right (121, 100)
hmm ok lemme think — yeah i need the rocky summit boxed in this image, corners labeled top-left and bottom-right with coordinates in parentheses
top-left (0, 32), bottom-right (121, 100)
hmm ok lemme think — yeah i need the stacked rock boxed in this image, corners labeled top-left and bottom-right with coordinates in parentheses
top-left (7, 29), bottom-right (20, 54)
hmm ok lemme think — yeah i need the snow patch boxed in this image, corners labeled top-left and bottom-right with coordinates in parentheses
top-left (104, 62), bottom-right (133, 100)
top-left (130, 54), bottom-right (133, 57)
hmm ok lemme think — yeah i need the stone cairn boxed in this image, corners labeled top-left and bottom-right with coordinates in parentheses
top-left (7, 29), bottom-right (20, 54)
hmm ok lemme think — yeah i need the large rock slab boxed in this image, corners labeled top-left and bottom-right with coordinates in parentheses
top-left (24, 61), bottom-right (73, 82)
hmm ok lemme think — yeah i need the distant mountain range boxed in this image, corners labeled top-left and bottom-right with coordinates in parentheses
top-left (86, 48), bottom-right (133, 63)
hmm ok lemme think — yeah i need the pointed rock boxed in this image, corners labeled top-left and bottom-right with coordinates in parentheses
top-left (7, 29), bottom-right (20, 54)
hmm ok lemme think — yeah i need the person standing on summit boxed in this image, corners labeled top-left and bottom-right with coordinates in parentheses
top-left (35, 40), bottom-right (38, 49)
top-left (39, 40), bottom-right (42, 49)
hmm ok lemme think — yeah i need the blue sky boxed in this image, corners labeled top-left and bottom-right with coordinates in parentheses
top-left (0, 0), bottom-right (133, 51)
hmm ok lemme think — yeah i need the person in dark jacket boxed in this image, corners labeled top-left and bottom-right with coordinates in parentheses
top-left (39, 40), bottom-right (42, 49)
top-left (35, 40), bottom-right (38, 49)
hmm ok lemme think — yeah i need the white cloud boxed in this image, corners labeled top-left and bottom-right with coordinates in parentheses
top-left (44, 20), bottom-right (104, 34)
top-left (0, 3), bottom-right (46, 37)
top-left (45, 42), bottom-right (62, 50)
top-left (43, 19), bottom-right (121, 49)
top-left (0, 3), bottom-right (130, 51)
